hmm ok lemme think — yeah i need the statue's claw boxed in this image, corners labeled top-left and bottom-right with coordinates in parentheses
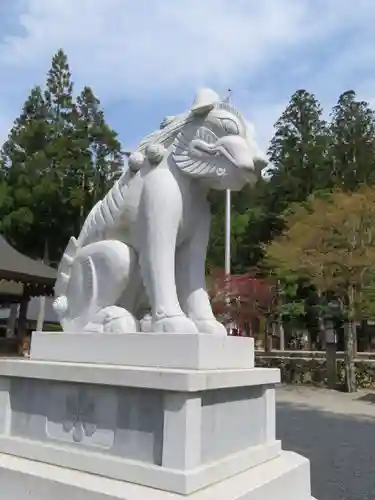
top-left (192, 318), bottom-right (227, 336)
top-left (153, 314), bottom-right (199, 334)
top-left (140, 313), bottom-right (152, 332)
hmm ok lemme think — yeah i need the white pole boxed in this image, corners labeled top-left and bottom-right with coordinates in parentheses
top-left (224, 89), bottom-right (232, 277)
top-left (225, 188), bottom-right (231, 275)
top-left (224, 188), bottom-right (232, 333)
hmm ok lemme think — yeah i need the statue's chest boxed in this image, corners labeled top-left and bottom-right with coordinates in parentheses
top-left (177, 193), bottom-right (209, 244)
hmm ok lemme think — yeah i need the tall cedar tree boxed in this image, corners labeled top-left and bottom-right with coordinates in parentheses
top-left (0, 49), bottom-right (123, 264)
top-left (267, 90), bottom-right (328, 210)
top-left (71, 86), bottom-right (122, 230)
top-left (42, 49), bottom-right (78, 262)
top-left (0, 85), bottom-right (60, 259)
top-left (329, 90), bottom-right (375, 190)
top-left (233, 90), bottom-right (329, 273)
top-left (0, 50), bottom-right (77, 262)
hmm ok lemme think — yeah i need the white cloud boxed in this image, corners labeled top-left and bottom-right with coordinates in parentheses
top-left (0, 0), bottom-right (375, 149)
top-left (0, 0), bottom-right (366, 99)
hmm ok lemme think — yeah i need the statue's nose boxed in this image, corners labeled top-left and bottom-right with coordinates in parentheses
top-left (216, 136), bottom-right (254, 170)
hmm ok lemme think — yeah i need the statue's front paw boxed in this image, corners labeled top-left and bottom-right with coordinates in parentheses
top-left (86, 306), bottom-right (139, 333)
top-left (193, 318), bottom-right (228, 336)
top-left (104, 312), bottom-right (139, 333)
top-left (153, 315), bottom-right (199, 334)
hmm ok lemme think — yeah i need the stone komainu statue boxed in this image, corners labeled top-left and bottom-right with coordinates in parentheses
top-left (53, 88), bottom-right (268, 335)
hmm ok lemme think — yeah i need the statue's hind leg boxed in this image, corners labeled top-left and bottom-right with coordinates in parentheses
top-left (62, 240), bottom-right (139, 333)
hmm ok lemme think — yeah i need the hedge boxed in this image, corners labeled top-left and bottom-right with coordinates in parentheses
top-left (255, 355), bottom-right (375, 389)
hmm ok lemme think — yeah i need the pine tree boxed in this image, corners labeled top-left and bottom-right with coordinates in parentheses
top-left (72, 86), bottom-right (123, 229)
top-left (1, 51), bottom-right (79, 262)
top-left (77, 86), bottom-right (122, 200)
top-left (328, 90), bottom-right (375, 190)
top-left (44, 49), bottom-right (74, 127)
top-left (0, 85), bottom-right (56, 258)
top-left (236, 90), bottom-right (330, 269)
top-left (0, 49), bottom-right (124, 262)
top-left (41, 49), bottom-right (79, 262)
top-left (268, 89), bottom-right (329, 210)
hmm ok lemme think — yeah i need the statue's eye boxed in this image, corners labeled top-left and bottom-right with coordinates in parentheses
top-left (220, 118), bottom-right (239, 135)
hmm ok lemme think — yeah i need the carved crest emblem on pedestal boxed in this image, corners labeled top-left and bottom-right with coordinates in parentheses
top-left (62, 389), bottom-right (96, 442)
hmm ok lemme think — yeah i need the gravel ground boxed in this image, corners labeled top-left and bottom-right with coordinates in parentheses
top-left (276, 386), bottom-right (375, 500)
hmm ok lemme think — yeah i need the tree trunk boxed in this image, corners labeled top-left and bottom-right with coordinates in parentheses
top-left (326, 342), bottom-right (337, 390)
top-left (318, 317), bottom-right (326, 350)
top-left (317, 288), bottom-right (326, 350)
top-left (264, 317), bottom-right (270, 352)
top-left (307, 330), bottom-right (313, 351)
top-left (344, 287), bottom-right (356, 393)
top-left (276, 280), bottom-right (285, 350)
top-left (6, 303), bottom-right (19, 338)
top-left (36, 239), bottom-right (49, 332)
top-left (344, 321), bottom-right (356, 392)
top-left (36, 296), bottom-right (46, 332)
top-left (80, 171), bottom-right (86, 228)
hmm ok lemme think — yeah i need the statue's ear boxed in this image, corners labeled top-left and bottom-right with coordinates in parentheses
top-left (190, 88), bottom-right (220, 115)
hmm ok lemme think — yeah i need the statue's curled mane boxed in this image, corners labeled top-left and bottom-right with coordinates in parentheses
top-left (134, 113), bottom-right (193, 156)
top-left (133, 101), bottom-right (245, 158)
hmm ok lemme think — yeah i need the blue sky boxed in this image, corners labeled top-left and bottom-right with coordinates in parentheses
top-left (0, 0), bottom-right (375, 154)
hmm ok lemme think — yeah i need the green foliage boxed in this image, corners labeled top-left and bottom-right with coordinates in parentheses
top-left (274, 274), bottom-right (305, 320)
top-left (3, 50), bottom-right (375, 348)
top-left (265, 187), bottom-right (375, 304)
top-left (0, 49), bottom-right (122, 263)
top-left (208, 189), bottom-right (261, 273)
top-left (358, 280), bottom-right (375, 319)
top-left (0, 84), bottom-right (59, 259)
top-left (208, 89), bottom-right (330, 274)
top-left (329, 90), bottom-right (375, 189)
top-left (268, 89), bottom-right (329, 204)
top-left (69, 85), bottom-right (122, 232)
top-left (210, 88), bottom-right (375, 277)
top-left (207, 86), bottom-right (375, 354)
top-left (256, 354), bottom-right (375, 389)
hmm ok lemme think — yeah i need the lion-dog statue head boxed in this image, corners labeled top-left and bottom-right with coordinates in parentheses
top-left (128, 88), bottom-right (268, 190)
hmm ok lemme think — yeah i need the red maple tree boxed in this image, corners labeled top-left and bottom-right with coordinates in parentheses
top-left (208, 268), bottom-right (277, 336)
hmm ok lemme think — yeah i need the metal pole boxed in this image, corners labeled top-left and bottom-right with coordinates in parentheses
top-left (224, 88), bottom-right (232, 277)
top-left (224, 187), bottom-right (232, 334)
top-left (225, 188), bottom-right (231, 275)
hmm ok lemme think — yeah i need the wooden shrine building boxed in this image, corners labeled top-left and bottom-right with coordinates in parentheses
top-left (0, 235), bottom-right (56, 351)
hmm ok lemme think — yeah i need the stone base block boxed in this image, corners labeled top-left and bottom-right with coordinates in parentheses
top-left (0, 450), bottom-right (314, 499)
top-left (0, 359), bottom-right (280, 495)
top-left (0, 329), bottom-right (315, 499)
top-left (30, 332), bottom-right (254, 369)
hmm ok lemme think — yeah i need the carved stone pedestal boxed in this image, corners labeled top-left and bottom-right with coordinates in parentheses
top-left (0, 333), bottom-right (315, 499)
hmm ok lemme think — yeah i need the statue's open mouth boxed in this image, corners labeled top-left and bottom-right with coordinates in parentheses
top-left (191, 137), bottom-right (255, 171)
